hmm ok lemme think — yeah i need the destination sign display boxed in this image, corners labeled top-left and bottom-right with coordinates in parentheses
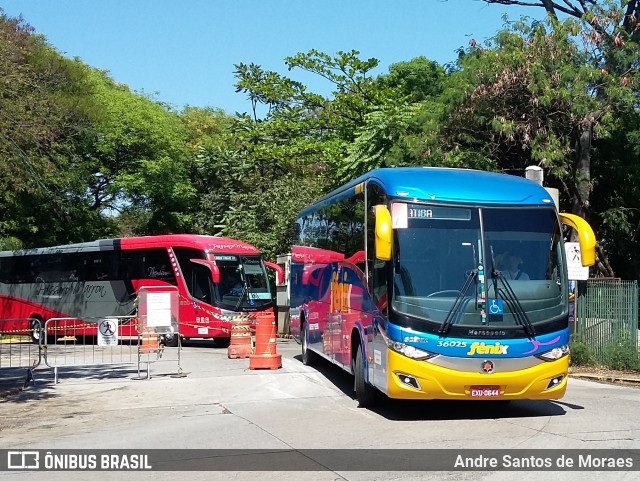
top-left (406, 205), bottom-right (471, 221)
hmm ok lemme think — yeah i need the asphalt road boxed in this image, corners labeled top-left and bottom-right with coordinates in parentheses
top-left (1, 338), bottom-right (639, 481)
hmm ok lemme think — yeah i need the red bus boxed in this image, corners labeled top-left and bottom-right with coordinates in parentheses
top-left (0, 234), bottom-right (281, 346)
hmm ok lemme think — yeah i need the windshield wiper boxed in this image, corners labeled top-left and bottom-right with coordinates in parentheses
top-left (489, 247), bottom-right (535, 337)
top-left (234, 265), bottom-right (253, 310)
top-left (438, 269), bottom-right (477, 336)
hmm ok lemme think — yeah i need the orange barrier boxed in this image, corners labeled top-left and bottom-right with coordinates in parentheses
top-left (227, 318), bottom-right (253, 359)
top-left (139, 332), bottom-right (160, 353)
top-left (249, 312), bottom-right (281, 370)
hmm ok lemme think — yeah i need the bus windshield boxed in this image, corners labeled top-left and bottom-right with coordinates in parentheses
top-left (391, 203), bottom-right (566, 329)
top-left (212, 255), bottom-right (272, 310)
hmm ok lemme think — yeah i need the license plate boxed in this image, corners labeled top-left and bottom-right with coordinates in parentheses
top-left (470, 386), bottom-right (501, 397)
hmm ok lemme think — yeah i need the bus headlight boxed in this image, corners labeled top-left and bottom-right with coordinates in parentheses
top-left (535, 344), bottom-right (570, 361)
top-left (386, 339), bottom-right (437, 361)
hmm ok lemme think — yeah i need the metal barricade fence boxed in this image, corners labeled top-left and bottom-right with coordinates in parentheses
top-left (44, 316), bottom-right (139, 382)
top-left (43, 316), bottom-right (183, 382)
top-left (0, 317), bottom-right (42, 368)
top-left (575, 279), bottom-right (639, 363)
top-left (0, 318), bottom-right (42, 387)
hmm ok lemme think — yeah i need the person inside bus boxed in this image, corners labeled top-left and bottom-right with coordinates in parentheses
top-left (224, 274), bottom-right (243, 296)
top-left (229, 281), bottom-right (244, 296)
top-left (502, 252), bottom-right (530, 280)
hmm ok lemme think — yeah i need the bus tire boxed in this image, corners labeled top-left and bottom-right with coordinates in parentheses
top-left (301, 321), bottom-right (317, 366)
top-left (354, 343), bottom-right (376, 408)
top-left (29, 317), bottom-right (43, 344)
top-left (215, 337), bottom-right (231, 348)
top-left (162, 332), bottom-right (179, 347)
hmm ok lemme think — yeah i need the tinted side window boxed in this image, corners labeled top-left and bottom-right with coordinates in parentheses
top-left (298, 192), bottom-right (365, 260)
top-left (116, 248), bottom-right (176, 285)
top-left (85, 251), bottom-right (118, 281)
top-left (173, 247), bottom-right (210, 301)
top-left (0, 253), bottom-right (86, 283)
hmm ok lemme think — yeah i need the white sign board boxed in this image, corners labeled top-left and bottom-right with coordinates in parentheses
top-left (97, 319), bottom-right (119, 346)
top-left (565, 242), bottom-right (589, 280)
top-left (146, 292), bottom-right (172, 327)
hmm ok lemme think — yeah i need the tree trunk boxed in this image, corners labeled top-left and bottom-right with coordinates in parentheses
top-left (571, 115), bottom-right (593, 221)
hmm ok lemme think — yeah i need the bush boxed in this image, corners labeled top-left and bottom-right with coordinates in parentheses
top-left (602, 338), bottom-right (640, 371)
top-left (569, 338), bottom-right (594, 366)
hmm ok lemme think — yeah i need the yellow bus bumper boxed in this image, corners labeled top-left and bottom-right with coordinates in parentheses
top-left (386, 350), bottom-right (569, 400)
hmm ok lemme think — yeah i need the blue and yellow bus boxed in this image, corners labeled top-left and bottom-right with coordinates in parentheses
top-left (288, 167), bottom-right (595, 406)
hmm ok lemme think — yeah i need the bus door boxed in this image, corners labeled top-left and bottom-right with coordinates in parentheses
top-left (327, 264), bottom-right (344, 363)
top-left (319, 262), bottom-right (339, 361)
top-left (334, 263), bottom-right (364, 367)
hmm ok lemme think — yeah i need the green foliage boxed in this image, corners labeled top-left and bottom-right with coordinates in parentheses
top-left (0, 12), bottom-right (115, 246)
top-left (381, 56), bottom-right (446, 102)
top-left (1, 4), bottom-right (639, 286)
top-left (571, 333), bottom-right (640, 371)
top-left (602, 336), bottom-right (640, 371)
top-left (221, 175), bottom-right (326, 259)
top-left (284, 49), bottom-right (388, 139)
top-left (0, 237), bottom-right (23, 251)
top-left (342, 101), bottom-right (422, 181)
top-left (569, 338), bottom-right (595, 366)
top-left (234, 63), bottom-right (306, 119)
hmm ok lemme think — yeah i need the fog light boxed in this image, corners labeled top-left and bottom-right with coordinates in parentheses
top-left (546, 375), bottom-right (564, 390)
top-left (396, 373), bottom-right (421, 390)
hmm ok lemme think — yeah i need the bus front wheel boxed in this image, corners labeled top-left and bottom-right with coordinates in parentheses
top-left (354, 344), bottom-right (376, 408)
top-left (162, 332), bottom-right (179, 347)
top-left (29, 318), bottom-right (43, 344)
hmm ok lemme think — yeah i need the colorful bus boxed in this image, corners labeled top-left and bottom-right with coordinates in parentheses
top-left (0, 234), bottom-right (280, 346)
top-left (288, 167), bottom-right (595, 406)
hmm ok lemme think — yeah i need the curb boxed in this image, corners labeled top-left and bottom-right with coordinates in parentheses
top-left (569, 373), bottom-right (640, 385)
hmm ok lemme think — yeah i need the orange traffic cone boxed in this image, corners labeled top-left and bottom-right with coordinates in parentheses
top-left (228, 317), bottom-right (253, 359)
top-left (249, 312), bottom-right (281, 370)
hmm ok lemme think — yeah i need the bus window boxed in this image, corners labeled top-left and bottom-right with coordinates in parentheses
top-left (189, 263), bottom-right (214, 303)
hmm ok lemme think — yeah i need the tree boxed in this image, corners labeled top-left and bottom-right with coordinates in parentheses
top-left (482, 0), bottom-right (640, 38)
top-left (0, 11), bottom-right (114, 246)
top-left (83, 70), bottom-right (196, 234)
top-left (342, 57), bottom-right (448, 179)
top-left (476, 0), bottom-right (640, 276)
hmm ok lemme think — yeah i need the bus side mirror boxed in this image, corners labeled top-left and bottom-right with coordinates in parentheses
top-left (190, 258), bottom-right (221, 283)
top-left (263, 261), bottom-right (284, 285)
top-left (559, 213), bottom-right (596, 266)
top-left (374, 205), bottom-right (392, 261)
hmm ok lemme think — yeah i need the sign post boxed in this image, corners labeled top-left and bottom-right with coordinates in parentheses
top-left (564, 242), bottom-right (589, 281)
top-left (136, 286), bottom-right (181, 379)
top-left (97, 319), bottom-right (119, 346)
top-left (564, 242), bottom-right (589, 334)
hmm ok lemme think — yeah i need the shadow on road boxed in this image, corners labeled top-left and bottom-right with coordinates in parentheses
top-left (294, 354), bottom-right (573, 421)
top-left (0, 366), bottom-right (58, 404)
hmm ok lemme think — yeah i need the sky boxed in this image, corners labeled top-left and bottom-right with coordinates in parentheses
top-left (2, 0), bottom-right (541, 115)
